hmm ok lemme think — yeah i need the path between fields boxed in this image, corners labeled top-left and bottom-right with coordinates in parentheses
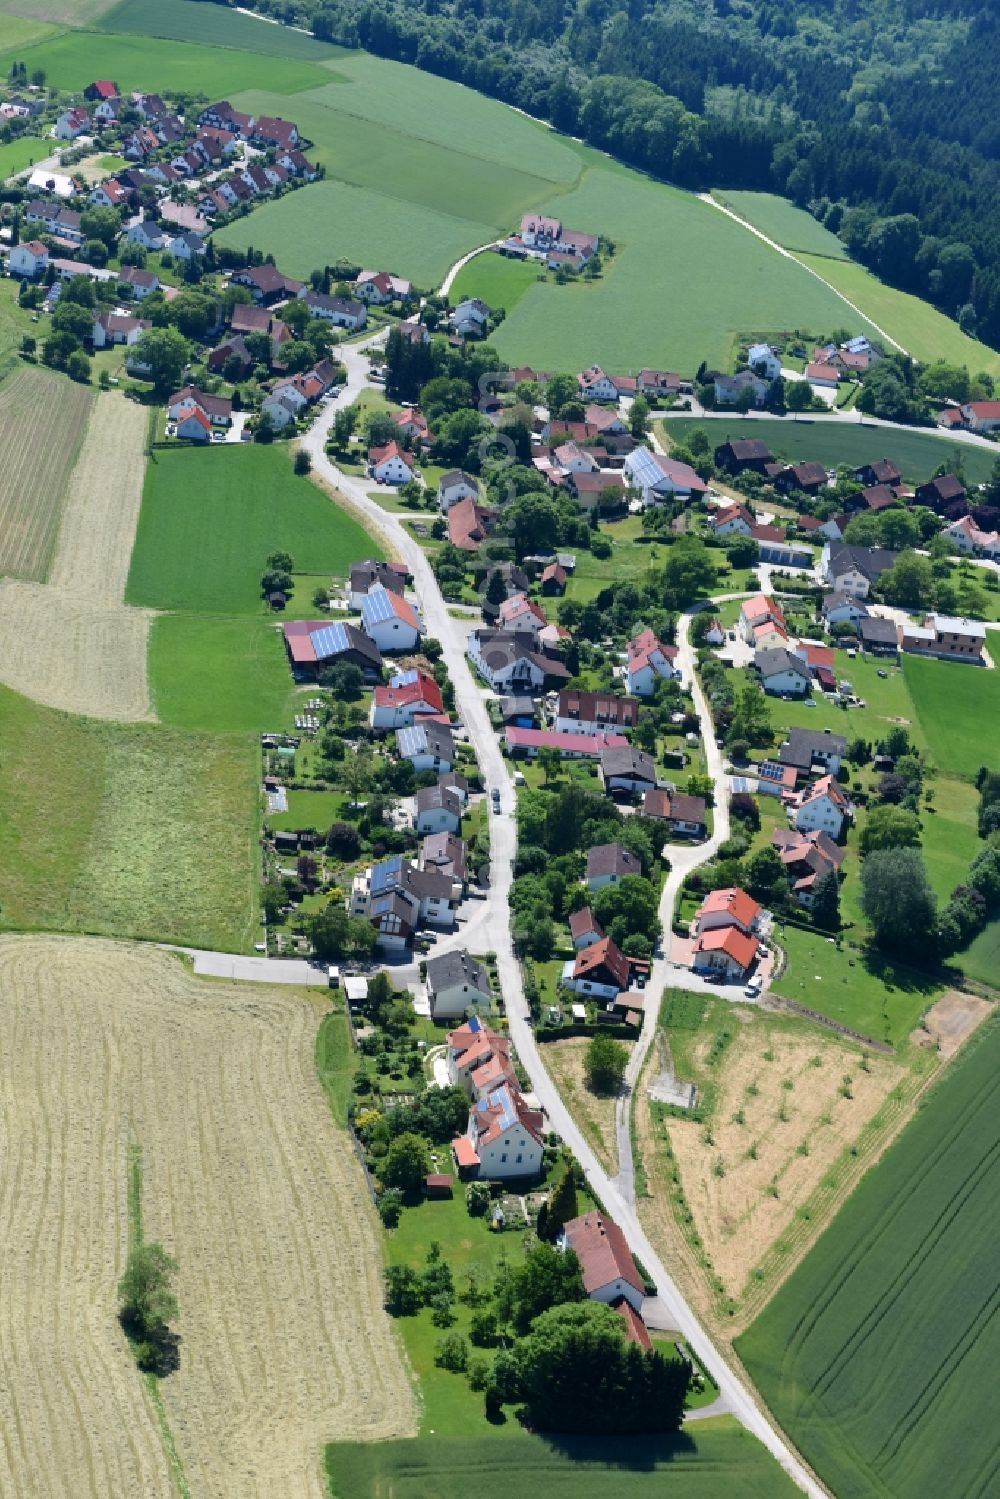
top-left (439, 238), bottom-right (505, 296)
top-left (297, 361), bottom-right (828, 1499)
top-left (699, 193), bottom-right (907, 355)
top-left (0, 393), bottom-right (156, 722)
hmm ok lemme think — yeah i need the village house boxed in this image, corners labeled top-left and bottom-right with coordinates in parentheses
top-left (356, 269), bottom-right (412, 304)
top-left (714, 369), bottom-right (767, 406)
top-left (642, 788), bottom-right (707, 837)
top-left (692, 923), bottom-right (758, 980)
top-left (637, 369), bottom-right (685, 399)
top-left (89, 179), bottom-right (129, 210)
top-left (858, 615), bottom-right (900, 656)
top-left (231, 262), bottom-right (304, 304)
top-left (938, 400), bottom-right (1000, 435)
top-left (453, 1083), bottom-right (545, 1181)
top-left (449, 297), bottom-right (490, 337)
top-left (448, 497), bottom-right (493, 552)
top-left (625, 627), bottom-right (680, 695)
top-left (119, 266), bottom-right (160, 300)
top-left (576, 364), bottom-right (619, 403)
top-left (446, 1017), bottom-right (516, 1100)
top-left (428, 949), bottom-right (493, 1020)
top-left (901, 613), bottom-right (986, 664)
top-left (772, 827), bottom-right (845, 907)
top-left (569, 907), bottom-right (604, 950)
top-left (414, 783), bottom-right (463, 835)
top-left (281, 620), bottom-right (382, 681)
top-left (554, 689), bottom-right (639, 737)
top-left (126, 219), bottom-right (167, 252)
top-left (252, 114), bottom-right (299, 149)
top-left (348, 559), bottom-right (407, 609)
top-left (600, 744), bottom-right (657, 796)
top-left (711, 502), bottom-right (755, 538)
top-left (561, 1211), bottom-right (648, 1344)
top-left (167, 385), bottom-right (232, 427)
top-left (367, 441), bottom-right (414, 486)
top-left (173, 406), bottom-right (213, 443)
top-left (396, 719), bottom-right (454, 774)
top-left (697, 885), bottom-right (762, 935)
top-left (350, 856), bottom-right (456, 945)
top-left (777, 727), bottom-right (846, 779)
top-left (497, 593), bottom-right (547, 638)
top-left (504, 726), bottom-right (626, 761)
top-left (8, 240), bottom-right (48, 278)
top-left (369, 668), bottom-right (444, 730)
top-left (773, 461), bottom-right (829, 496)
top-left (169, 230), bottom-right (206, 261)
top-left (805, 360), bottom-right (840, 389)
top-left (562, 936), bottom-right (630, 1002)
top-left (755, 760), bottom-right (799, 797)
top-left (788, 774), bottom-right (852, 838)
top-left (944, 515), bottom-right (1000, 559)
top-left (421, 831), bottom-right (468, 890)
top-left (747, 342), bottom-right (782, 380)
top-left (54, 106), bottom-right (90, 140)
top-left (585, 842), bottom-right (641, 890)
top-left (92, 311), bottom-right (150, 349)
top-left (623, 447), bottom-right (707, 504)
top-left (437, 470), bottom-right (479, 511)
top-left (755, 647), bottom-right (812, 697)
top-left (915, 474), bottom-right (967, 514)
top-left (468, 630), bottom-right (566, 693)
top-left (820, 542), bottom-right (898, 598)
top-left (821, 591), bottom-right (869, 629)
top-left (298, 289), bottom-right (367, 329)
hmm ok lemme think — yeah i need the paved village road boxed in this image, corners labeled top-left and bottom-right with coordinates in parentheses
top-left (297, 358), bottom-right (828, 1498)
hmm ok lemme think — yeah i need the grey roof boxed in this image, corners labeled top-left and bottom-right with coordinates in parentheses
top-left (421, 832), bottom-right (467, 878)
top-left (821, 590), bottom-right (868, 616)
top-left (586, 842), bottom-right (641, 879)
top-left (754, 647), bottom-right (810, 679)
top-left (859, 616), bottom-right (899, 644)
top-left (350, 559), bottom-right (404, 596)
top-left (600, 745), bottom-right (656, 782)
top-left (778, 727), bottom-right (847, 770)
top-left (415, 784), bottom-right (462, 817)
top-left (826, 543), bottom-right (898, 581)
top-left (426, 948), bottom-right (490, 995)
top-left (397, 720), bottom-right (454, 761)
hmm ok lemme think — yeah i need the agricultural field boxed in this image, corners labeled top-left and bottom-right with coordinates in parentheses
top-left (326, 1423), bottom-right (800, 1499)
top-left (97, 0), bottom-right (341, 57)
top-left (736, 1019), bottom-right (1000, 1499)
top-left (0, 280), bottom-right (44, 381)
top-left (148, 614), bottom-right (298, 733)
top-left (902, 655), bottom-right (1000, 780)
top-left (450, 251), bottom-right (545, 314)
top-left (660, 414), bottom-right (997, 486)
top-left (636, 996), bottom-right (926, 1328)
top-left (11, 27), bottom-right (329, 95)
top-left (0, 684), bottom-right (259, 950)
top-left (712, 191), bottom-right (849, 259)
top-left (0, 366), bottom-right (93, 581)
top-left (0, 0), bottom-right (116, 20)
top-left (126, 445), bottom-right (380, 615)
top-left (797, 252), bottom-right (1000, 375)
top-left (0, 936), bottom-right (414, 1499)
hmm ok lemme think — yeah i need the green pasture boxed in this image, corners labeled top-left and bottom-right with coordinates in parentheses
top-left (0, 0), bottom-right (116, 21)
top-left (450, 251), bottom-right (544, 314)
top-left (215, 178), bottom-right (498, 288)
top-left (0, 11), bottom-right (57, 47)
top-left (959, 919), bottom-right (1000, 987)
top-left (0, 683), bottom-right (258, 951)
top-left (797, 252), bottom-right (1000, 375)
top-left (148, 615), bottom-right (298, 733)
top-left (126, 445), bottom-right (379, 615)
top-left (736, 1020), bottom-right (1000, 1499)
top-left (0, 277), bottom-right (35, 383)
top-left (97, 0), bottom-right (342, 58)
top-left (325, 1422), bottom-right (800, 1499)
top-left (659, 415), bottom-right (997, 486)
top-left (712, 191), bottom-right (849, 259)
top-left (0, 134), bottom-right (48, 180)
top-left (902, 654), bottom-right (1000, 780)
top-left (491, 168), bottom-right (884, 375)
top-left (919, 776), bottom-right (982, 904)
top-left (13, 28), bottom-right (328, 95)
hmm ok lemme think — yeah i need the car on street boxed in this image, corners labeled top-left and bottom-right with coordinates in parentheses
top-left (491, 787), bottom-right (501, 810)
top-left (745, 975), bottom-right (763, 998)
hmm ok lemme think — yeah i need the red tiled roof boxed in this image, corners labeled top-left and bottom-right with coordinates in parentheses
top-left (504, 727), bottom-right (627, 756)
top-left (452, 1136), bottom-right (479, 1168)
top-left (563, 1211), bottom-right (644, 1298)
top-left (614, 1298), bottom-right (652, 1351)
top-left (572, 936), bottom-right (630, 989)
top-left (699, 886), bottom-right (761, 930)
top-left (695, 925), bottom-right (757, 968)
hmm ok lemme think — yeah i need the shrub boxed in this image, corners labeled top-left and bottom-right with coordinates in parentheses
top-left (434, 1332), bottom-right (469, 1371)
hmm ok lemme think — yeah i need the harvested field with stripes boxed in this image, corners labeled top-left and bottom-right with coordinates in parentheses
top-left (0, 936), bottom-right (415, 1499)
top-left (0, 392), bottom-right (155, 720)
top-left (0, 365), bottom-right (93, 580)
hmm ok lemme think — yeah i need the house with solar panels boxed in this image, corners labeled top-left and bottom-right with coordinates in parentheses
top-left (349, 854), bottom-right (457, 949)
top-left (453, 1083), bottom-right (545, 1181)
top-left (396, 721), bottom-right (454, 774)
top-left (281, 620), bottom-right (382, 681)
top-left (360, 584), bottom-right (422, 651)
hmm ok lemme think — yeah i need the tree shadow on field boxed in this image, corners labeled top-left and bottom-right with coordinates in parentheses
top-left (119, 1311), bottom-right (182, 1377)
top-left (533, 1431), bottom-right (698, 1471)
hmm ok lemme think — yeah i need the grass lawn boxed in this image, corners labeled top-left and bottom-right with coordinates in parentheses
top-left (0, 683), bottom-right (259, 951)
top-left (97, 0), bottom-right (342, 57)
top-left (0, 13), bottom-right (58, 50)
top-left (126, 444), bottom-right (380, 614)
top-left (959, 919), bottom-right (1000, 988)
top-left (450, 252), bottom-right (545, 315)
top-left (659, 415), bottom-right (998, 487)
top-left (736, 1019), bottom-right (1000, 1499)
top-left (148, 614), bottom-right (298, 733)
top-left (325, 1421), bottom-right (800, 1498)
top-left (772, 920), bottom-right (942, 1046)
top-left (797, 251), bottom-right (1000, 375)
top-left (491, 166), bottom-right (886, 375)
top-left (902, 654), bottom-right (1000, 780)
top-left (215, 178), bottom-right (500, 289)
top-left (315, 1006), bottom-right (353, 1127)
top-left (920, 777), bottom-right (981, 904)
top-left (14, 28), bottom-right (329, 96)
top-left (0, 134), bottom-right (50, 180)
top-left (268, 787), bottom-right (350, 834)
top-left (0, 279), bottom-right (36, 384)
top-left (712, 191), bottom-right (848, 259)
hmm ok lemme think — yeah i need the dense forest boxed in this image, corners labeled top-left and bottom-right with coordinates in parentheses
top-left (224, 0), bottom-right (1000, 354)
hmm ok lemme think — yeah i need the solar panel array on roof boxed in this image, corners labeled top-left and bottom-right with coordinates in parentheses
top-left (309, 622), bottom-right (350, 660)
top-left (371, 894), bottom-right (394, 915)
top-left (489, 1086), bottom-right (517, 1130)
top-left (391, 668), bottom-right (419, 688)
top-left (397, 725), bottom-right (425, 757)
top-left (371, 856), bottom-right (403, 894)
top-left (758, 761), bottom-right (786, 782)
top-left (362, 587), bottom-right (401, 627)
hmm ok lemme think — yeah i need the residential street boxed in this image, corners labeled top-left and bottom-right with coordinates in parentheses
top-left (299, 365), bottom-right (826, 1498)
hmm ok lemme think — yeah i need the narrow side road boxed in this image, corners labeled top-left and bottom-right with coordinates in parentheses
top-left (298, 378), bottom-right (827, 1499)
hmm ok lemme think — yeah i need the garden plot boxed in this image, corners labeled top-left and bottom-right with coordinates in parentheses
top-left (0, 936), bottom-right (415, 1499)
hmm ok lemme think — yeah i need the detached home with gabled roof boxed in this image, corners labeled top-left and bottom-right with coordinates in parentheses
top-left (585, 842), bottom-right (641, 890)
top-left (562, 1210), bottom-right (645, 1313)
top-left (427, 949), bottom-right (493, 1020)
top-left (562, 936), bottom-right (631, 1001)
top-left (396, 719), bottom-right (454, 774)
top-left (788, 774), bottom-right (852, 838)
top-left (625, 627), bottom-right (680, 695)
top-left (362, 584), bottom-right (421, 650)
top-left (455, 1084), bottom-right (545, 1181)
top-left (367, 441), bottom-right (414, 486)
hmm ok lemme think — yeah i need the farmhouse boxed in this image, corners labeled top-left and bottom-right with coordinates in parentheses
top-left (396, 720), bottom-right (454, 774)
top-left (427, 949), bottom-right (493, 1020)
top-left (585, 842), bottom-right (641, 890)
top-left (281, 620), bottom-right (382, 680)
top-left (937, 400), bottom-right (1000, 435)
top-left (554, 689), bottom-right (639, 737)
top-left (562, 1211), bottom-right (645, 1314)
top-left (562, 936), bottom-right (630, 1001)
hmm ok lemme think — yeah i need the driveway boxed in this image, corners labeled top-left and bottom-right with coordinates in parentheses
top-left (163, 946), bottom-right (328, 985)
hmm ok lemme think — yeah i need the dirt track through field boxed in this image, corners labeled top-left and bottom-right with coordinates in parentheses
top-left (0, 936), bottom-right (415, 1499)
top-left (0, 394), bottom-right (157, 720)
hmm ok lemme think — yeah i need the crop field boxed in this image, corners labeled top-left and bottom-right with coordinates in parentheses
top-left (326, 1423), bottom-right (799, 1498)
top-left (490, 167), bottom-right (885, 375)
top-left (0, 0), bottom-right (116, 20)
top-left (796, 252), bottom-right (1000, 375)
top-left (97, 0), bottom-right (342, 58)
top-left (149, 614), bottom-right (298, 733)
top-left (0, 937), bottom-right (414, 1499)
top-left (902, 654), bottom-right (1000, 780)
top-left (713, 191), bottom-right (849, 259)
top-left (736, 1019), bottom-right (1000, 1499)
top-left (0, 684), bottom-right (259, 950)
top-left (127, 445), bottom-right (380, 615)
top-left (450, 251), bottom-right (544, 313)
top-left (0, 366), bottom-right (93, 580)
top-left (0, 10), bottom-right (57, 45)
top-left (659, 414), bottom-right (998, 486)
top-left (12, 28), bottom-right (329, 96)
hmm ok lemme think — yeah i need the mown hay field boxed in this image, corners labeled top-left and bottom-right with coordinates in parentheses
top-left (712, 191), bottom-right (849, 259)
top-left (902, 654), bottom-right (1000, 781)
top-left (0, 684), bottom-right (259, 950)
top-left (97, 0), bottom-right (342, 57)
top-left (0, 366), bottom-right (93, 581)
top-left (148, 614), bottom-right (298, 733)
top-left (326, 1424), bottom-right (800, 1499)
top-left (736, 1020), bottom-right (1000, 1499)
top-left (126, 444), bottom-right (382, 615)
top-left (0, 937), bottom-right (414, 1499)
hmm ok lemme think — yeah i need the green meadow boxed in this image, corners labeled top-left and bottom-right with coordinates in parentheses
top-left (97, 0), bottom-right (341, 57)
top-left (450, 251), bottom-right (545, 314)
top-left (148, 615), bottom-right (298, 734)
top-left (959, 919), bottom-right (1000, 987)
top-left (326, 1423), bottom-right (800, 1499)
top-left (660, 415), bottom-right (996, 486)
top-left (736, 1020), bottom-right (1000, 1499)
top-left (713, 191), bottom-right (849, 259)
top-left (902, 655), bottom-right (1000, 780)
top-left (126, 445), bottom-right (379, 615)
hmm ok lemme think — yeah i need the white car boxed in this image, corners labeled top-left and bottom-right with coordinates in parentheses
top-left (745, 976), bottom-right (762, 999)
